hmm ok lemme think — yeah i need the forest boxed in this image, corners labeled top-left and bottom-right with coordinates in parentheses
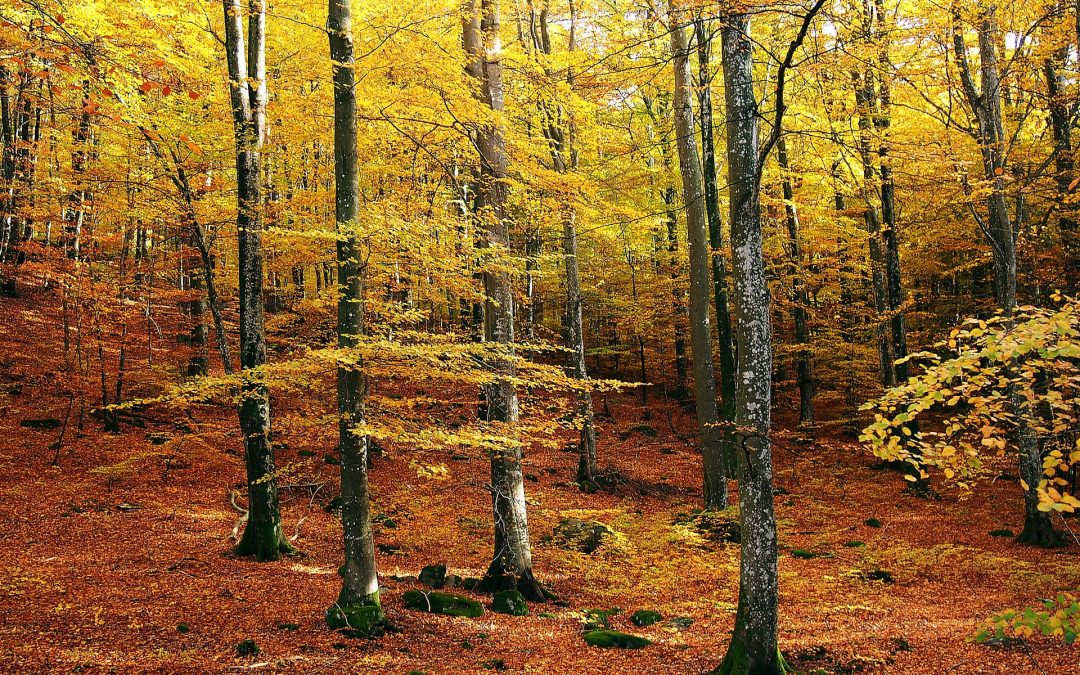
top-left (0, 0), bottom-right (1078, 672)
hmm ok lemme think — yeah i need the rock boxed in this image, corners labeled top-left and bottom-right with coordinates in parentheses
top-left (377, 544), bottom-right (402, 555)
top-left (402, 590), bottom-right (484, 618)
top-left (664, 616), bottom-right (694, 630)
top-left (491, 590), bottom-right (528, 616)
top-left (298, 449), bottom-right (316, 458)
top-left (326, 604), bottom-right (387, 637)
top-left (675, 509), bottom-right (741, 544)
top-left (460, 577), bottom-right (481, 591)
top-left (235, 639), bottom-right (260, 657)
top-left (844, 540), bottom-right (866, 548)
top-left (20, 418), bottom-right (61, 430)
top-left (630, 610), bottom-right (662, 627)
top-left (277, 622), bottom-right (299, 631)
top-left (544, 518), bottom-right (613, 554)
top-left (481, 659), bottom-right (508, 671)
top-left (582, 608), bottom-right (620, 630)
top-left (419, 564), bottom-right (447, 589)
top-left (324, 453), bottom-right (340, 465)
top-left (989, 529), bottom-right (1014, 537)
top-left (866, 569), bottom-right (894, 584)
top-left (791, 549), bottom-right (833, 560)
top-left (583, 630), bottom-right (651, 649)
top-left (864, 518), bottom-right (882, 528)
top-left (176, 623), bottom-right (190, 634)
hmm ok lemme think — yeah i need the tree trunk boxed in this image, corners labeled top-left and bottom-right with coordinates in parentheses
top-left (669, 12), bottom-right (727, 511)
top-left (464, 0), bottom-right (544, 601)
top-left (714, 14), bottom-right (782, 674)
top-left (777, 137), bottom-right (814, 424)
top-left (326, 0), bottom-right (386, 631)
top-left (223, 0), bottom-right (292, 561)
top-left (952, 3), bottom-right (1060, 547)
top-left (695, 18), bottom-right (739, 468)
top-left (1044, 57), bottom-right (1078, 294)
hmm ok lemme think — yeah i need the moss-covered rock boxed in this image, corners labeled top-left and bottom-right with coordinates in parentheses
top-left (491, 590), bottom-right (529, 616)
top-left (419, 563), bottom-right (447, 589)
top-left (790, 549), bottom-right (833, 560)
top-left (864, 518), bottom-right (882, 528)
top-left (584, 630), bottom-right (651, 649)
top-left (989, 529), bottom-right (1015, 537)
top-left (630, 609), bottom-right (662, 627)
top-left (325, 603), bottom-right (387, 637)
top-left (543, 518), bottom-right (613, 554)
top-left (664, 616), bottom-right (694, 630)
top-left (402, 590), bottom-right (484, 618)
top-left (674, 509), bottom-right (741, 544)
top-left (235, 639), bottom-right (260, 657)
top-left (844, 540), bottom-right (866, 548)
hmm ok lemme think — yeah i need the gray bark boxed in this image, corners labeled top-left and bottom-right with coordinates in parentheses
top-left (668, 13), bottom-right (728, 511)
top-left (777, 138), bottom-right (814, 424)
top-left (464, 0), bottom-right (544, 600)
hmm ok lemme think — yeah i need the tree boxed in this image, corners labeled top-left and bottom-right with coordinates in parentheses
top-left (667, 4), bottom-right (728, 511)
top-left (463, 0), bottom-right (545, 601)
top-left (324, 0), bottom-right (386, 635)
top-left (222, 0), bottom-right (293, 561)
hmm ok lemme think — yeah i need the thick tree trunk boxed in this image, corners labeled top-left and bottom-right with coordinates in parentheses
top-left (777, 138), bottom-right (814, 424)
top-left (223, 0), bottom-right (292, 561)
top-left (715, 14), bottom-right (782, 675)
top-left (695, 18), bottom-right (739, 468)
top-left (464, 0), bottom-right (544, 601)
top-left (326, 0), bottom-right (385, 631)
top-left (1044, 58), bottom-right (1078, 294)
top-left (669, 14), bottom-right (727, 511)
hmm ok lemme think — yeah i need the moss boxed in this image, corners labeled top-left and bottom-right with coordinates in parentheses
top-left (419, 564), bottom-right (447, 589)
top-left (176, 623), bottom-right (190, 634)
top-left (235, 639), bottom-right (260, 657)
top-left (492, 590), bottom-right (529, 616)
top-left (277, 622), bottom-right (299, 631)
top-left (402, 590), bottom-right (484, 618)
top-left (844, 540), bottom-right (866, 548)
top-left (582, 608), bottom-right (620, 630)
top-left (790, 549), bottom-right (833, 559)
top-left (325, 601), bottom-right (387, 638)
top-left (711, 642), bottom-right (791, 675)
top-left (583, 630), bottom-right (651, 649)
top-left (989, 529), bottom-right (1015, 537)
top-left (630, 609), bottom-right (662, 627)
top-left (864, 518), bottom-right (882, 528)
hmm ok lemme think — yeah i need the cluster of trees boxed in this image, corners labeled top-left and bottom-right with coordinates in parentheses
top-left (2, 0), bottom-right (1078, 670)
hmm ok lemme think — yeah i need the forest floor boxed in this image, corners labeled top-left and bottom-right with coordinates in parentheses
top-left (1, 284), bottom-right (1078, 674)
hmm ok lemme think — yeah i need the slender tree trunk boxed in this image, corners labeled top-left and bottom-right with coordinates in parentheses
top-left (325, 0), bottom-right (385, 633)
top-left (714, 14), bottom-right (782, 674)
top-left (695, 18), bottom-right (739, 468)
top-left (669, 11), bottom-right (727, 511)
top-left (952, 3), bottom-right (1060, 547)
top-left (777, 138), bottom-right (814, 424)
top-left (223, 0), bottom-right (292, 561)
top-left (1044, 57), bottom-right (1078, 294)
top-left (464, 0), bottom-right (544, 600)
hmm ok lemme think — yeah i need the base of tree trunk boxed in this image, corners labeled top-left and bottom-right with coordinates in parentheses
top-left (326, 590), bottom-right (389, 638)
top-left (476, 564), bottom-right (548, 602)
top-left (712, 639), bottom-right (790, 675)
top-left (1016, 514), bottom-right (1065, 548)
top-left (234, 523), bottom-right (297, 561)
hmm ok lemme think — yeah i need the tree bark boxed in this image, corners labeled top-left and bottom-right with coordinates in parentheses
top-left (464, 0), bottom-right (544, 600)
top-left (777, 137), bottom-right (814, 424)
top-left (327, 0), bottom-right (385, 630)
top-left (223, 0), bottom-right (292, 561)
top-left (695, 18), bottom-right (739, 467)
top-left (714, 14), bottom-right (782, 674)
top-left (669, 11), bottom-right (728, 511)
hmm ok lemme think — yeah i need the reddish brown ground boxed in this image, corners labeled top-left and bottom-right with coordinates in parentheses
top-left (1, 284), bottom-right (1077, 674)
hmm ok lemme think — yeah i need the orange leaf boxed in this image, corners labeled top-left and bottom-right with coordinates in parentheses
top-left (140, 81), bottom-right (154, 93)
top-left (161, 85), bottom-right (172, 96)
top-left (56, 14), bottom-right (66, 24)
top-left (187, 91), bottom-right (200, 100)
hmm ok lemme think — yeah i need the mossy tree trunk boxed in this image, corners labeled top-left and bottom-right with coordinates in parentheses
top-left (464, 0), bottom-right (544, 601)
top-left (222, 0), bottom-right (291, 561)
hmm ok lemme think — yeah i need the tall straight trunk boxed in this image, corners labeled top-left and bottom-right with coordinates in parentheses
top-left (665, 193), bottom-right (690, 396)
top-left (695, 18), bottom-right (739, 467)
top-left (669, 12), bottom-right (728, 511)
top-left (777, 137), bottom-right (814, 424)
top-left (223, 0), bottom-right (292, 561)
top-left (952, 3), bottom-right (1060, 547)
top-left (325, 0), bottom-right (385, 633)
top-left (854, 71), bottom-right (894, 388)
top-left (532, 3), bottom-right (599, 484)
top-left (1044, 57), bottom-right (1077, 293)
top-left (464, 0), bottom-right (544, 600)
top-left (715, 13), bottom-right (782, 674)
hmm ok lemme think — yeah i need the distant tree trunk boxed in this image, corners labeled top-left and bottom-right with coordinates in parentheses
top-left (715, 13), bottom-right (782, 674)
top-left (1044, 57), bottom-right (1077, 294)
top-left (665, 197), bottom-right (690, 397)
top-left (777, 137), bottom-right (814, 424)
top-left (531, 1), bottom-right (599, 485)
top-left (223, 0), bottom-right (292, 561)
top-left (952, 3), bottom-right (1061, 547)
top-left (326, 0), bottom-right (385, 631)
top-left (464, 0), bottom-right (544, 601)
top-left (669, 12), bottom-right (728, 511)
top-left (695, 18), bottom-right (739, 467)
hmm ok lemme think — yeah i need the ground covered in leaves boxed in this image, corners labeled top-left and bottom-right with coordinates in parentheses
top-left (1, 286), bottom-right (1078, 673)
